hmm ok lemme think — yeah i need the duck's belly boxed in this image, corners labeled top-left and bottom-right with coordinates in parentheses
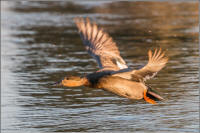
top-left (97, 76), bottom-right (147, 100)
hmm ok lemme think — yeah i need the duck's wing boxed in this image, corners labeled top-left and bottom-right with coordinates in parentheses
top-left (74, 17), bottom-right (128, 71)
top-left (133, 48), bottom-right (168, 81)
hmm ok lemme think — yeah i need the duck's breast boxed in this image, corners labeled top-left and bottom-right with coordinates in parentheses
top-left (97, 76), bottom-right (147, 100)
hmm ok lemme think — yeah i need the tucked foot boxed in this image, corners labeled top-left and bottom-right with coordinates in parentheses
top-left (143, 89), bottom-right (156, 104)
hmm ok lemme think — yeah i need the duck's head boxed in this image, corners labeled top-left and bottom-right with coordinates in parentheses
top-left (54, 76), bottom-right (87, 87)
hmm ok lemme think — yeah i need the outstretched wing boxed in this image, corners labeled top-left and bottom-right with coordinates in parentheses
top-left (74, 17), bottom-right (128, 71)
top-left (133, 48), bottom-right (168, 81)
top-left (112, 48), bottom-right (168, 82)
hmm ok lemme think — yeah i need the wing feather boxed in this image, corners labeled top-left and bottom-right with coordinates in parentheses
top-left (74, 17), bottom-right (128, 71)
top-left (133, 48), bottom-right (168, 81)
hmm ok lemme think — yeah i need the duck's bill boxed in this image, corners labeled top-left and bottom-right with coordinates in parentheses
top-left (50, 80), bottom-right (63, 87)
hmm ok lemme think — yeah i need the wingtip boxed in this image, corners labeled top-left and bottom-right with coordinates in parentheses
top-left (74, 17), bottom-right (87, 24)
top-left (152, 48), bottom-right (158, 58)
top-left (86, 17), bottom-right (90, 22)
top-left (148, 49), bottom-right (152, 61)
top-left (73, 17), bottom-right (80, 23)
top-left (147, 47), bottom-right (169, 68)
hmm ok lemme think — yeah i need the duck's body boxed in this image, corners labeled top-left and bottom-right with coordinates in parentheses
top-left (91, 75), bottom-right (145, 100)
top-left (62, 69), bottom-right (163, 104)
top-left (58, 18), bottom-right (168, 104)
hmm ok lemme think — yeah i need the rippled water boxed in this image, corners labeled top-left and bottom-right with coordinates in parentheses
top-left (2, 1), bottom-right (199, 133)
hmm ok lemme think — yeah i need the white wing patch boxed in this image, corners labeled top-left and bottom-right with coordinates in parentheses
top-left (116, 60), bottom-right (128, 69)
top-left (143, 72), bottom-right (157, 81)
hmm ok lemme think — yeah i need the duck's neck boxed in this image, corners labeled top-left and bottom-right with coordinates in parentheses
top-left (79, 77), bottom-right (90, 86)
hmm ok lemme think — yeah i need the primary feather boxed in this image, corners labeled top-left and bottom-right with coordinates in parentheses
top-left (74, 17), bottom-right (128, 71)
top-left (133, 48), bottom-right (168, 81)
top-left (112, 48), bottom-right (168, 81)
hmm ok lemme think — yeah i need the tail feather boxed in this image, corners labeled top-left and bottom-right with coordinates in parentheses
top-left (147, 86), bottom-right (164, 101)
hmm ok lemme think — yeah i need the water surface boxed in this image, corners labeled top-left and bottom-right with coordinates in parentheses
top-left (1, 1), bottom-right (199, 133)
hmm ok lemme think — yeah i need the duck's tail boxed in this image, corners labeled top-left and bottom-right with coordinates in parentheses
top-left (144, 86), bottom-right (164, 104)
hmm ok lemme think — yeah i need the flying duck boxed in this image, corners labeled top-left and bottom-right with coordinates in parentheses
top-left (55, 18), bottom-right (168, 104)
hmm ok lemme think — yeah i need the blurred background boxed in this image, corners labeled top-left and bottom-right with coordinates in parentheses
top-left (1, 1), bottom-right (199, 133)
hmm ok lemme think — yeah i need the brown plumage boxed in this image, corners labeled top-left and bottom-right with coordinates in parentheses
top-left (74, 17), bottom-right (128, 71)
top-left (56, 17), bottom-right (168, 104)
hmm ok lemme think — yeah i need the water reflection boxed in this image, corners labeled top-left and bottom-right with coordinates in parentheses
top-left (2, 1), bottom-right (199, 133)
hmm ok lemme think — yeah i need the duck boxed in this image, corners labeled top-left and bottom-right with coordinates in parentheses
top-left (55, 17), bottom-right (168, 104)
